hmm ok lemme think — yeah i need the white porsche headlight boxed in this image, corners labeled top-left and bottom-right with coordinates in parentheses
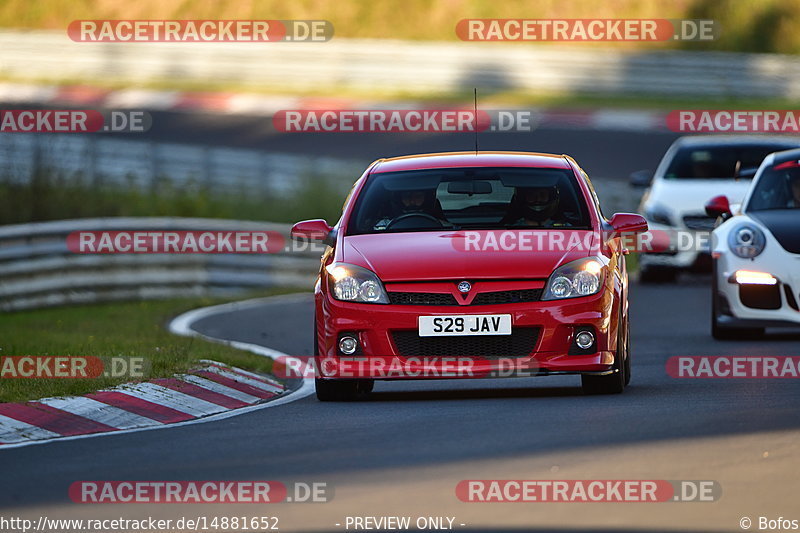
top-left (543, 257), bottom-right (606, 300)
top-left (728, 224), bottom-right (766, 259)
top-left (326, 263), bottom-right (389, 304)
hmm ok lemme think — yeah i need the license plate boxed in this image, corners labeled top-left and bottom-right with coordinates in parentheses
top-left (418, 314), bottom-right (512, 337)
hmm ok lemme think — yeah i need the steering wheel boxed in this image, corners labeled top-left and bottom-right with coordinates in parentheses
top-left (385, 212), bottom-right (444, 230)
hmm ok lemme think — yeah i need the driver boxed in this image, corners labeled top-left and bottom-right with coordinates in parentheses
top-left (373, 189), bottom-right (446, 230)
top-left (501, 185), bottom-right (565, 227)
top-left (690, 150), bottom-right (717, 179)
top-left (789, 172), bottom-right (800, 207)
top-left (395, 190), bottom-right (428, 214)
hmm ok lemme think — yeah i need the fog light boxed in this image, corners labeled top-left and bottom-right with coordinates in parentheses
top-left (338, 336), bottom-right (358, 355)
top-left (575, 331), bottom-right (595, 350)
top-left (733, 270), bottom-right (777, 285)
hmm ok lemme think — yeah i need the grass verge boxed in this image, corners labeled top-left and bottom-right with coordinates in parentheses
top-left (0, 172), bottom-right (349, 226)
top-left (0, 290), bottom-right (305, 404)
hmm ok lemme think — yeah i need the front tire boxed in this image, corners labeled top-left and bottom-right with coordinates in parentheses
top-left (623, 316), bottom-right (632, 386)
top-left (313, 315), bottom-right (373, 401)
top-left (315, 378), bottom-right (360, 401)
top-left (582, 310), bottom-right (627, 395)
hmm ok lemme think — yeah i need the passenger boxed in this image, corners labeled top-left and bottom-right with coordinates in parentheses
top-left (501, 185), bottom-right (565, 227)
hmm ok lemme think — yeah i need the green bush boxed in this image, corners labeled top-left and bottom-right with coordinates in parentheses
top-left (684, 0), bottom-right (800, 54)
top-left (0, 170), bottom-right (349, 225)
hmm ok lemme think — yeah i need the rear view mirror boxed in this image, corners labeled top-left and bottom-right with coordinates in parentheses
top-left (447, 180), bottom-right (492, 195)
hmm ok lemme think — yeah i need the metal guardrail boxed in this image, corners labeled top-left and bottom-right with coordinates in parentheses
top-left (0, 217), bottom-right (323, 311)
top-left (1, 31), bottom-right (799, 98)
top-left (0, 133), bottom-right (364, 194)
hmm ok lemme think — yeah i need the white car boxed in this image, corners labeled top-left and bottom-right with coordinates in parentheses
top-left (633, 136), bottom-right (800, 282)
top-left (707, 148), bottom-right (800, 339)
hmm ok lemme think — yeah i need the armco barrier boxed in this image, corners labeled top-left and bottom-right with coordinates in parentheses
top-left (0, 133), bottom-right (365, 195)
top-left (0, 31), bottom-right (798, 98)
top-left (0, 217), bottom-right (322, 311)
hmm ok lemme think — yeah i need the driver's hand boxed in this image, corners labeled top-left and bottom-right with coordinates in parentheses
top-left (373, 217), bottom-right (391, 230)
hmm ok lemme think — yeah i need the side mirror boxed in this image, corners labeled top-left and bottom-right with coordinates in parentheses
top-left (629, 170), bottom-right (653, 188)
top-left (291, 219), bottom-right (334, 244)
top-left (609, 213), bottom-right (648, 235)
top-left (704, 195), bottom-right (731, 219)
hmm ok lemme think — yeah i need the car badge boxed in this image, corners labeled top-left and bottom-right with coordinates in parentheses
top-left (457, 281), bottom-right (472, 293)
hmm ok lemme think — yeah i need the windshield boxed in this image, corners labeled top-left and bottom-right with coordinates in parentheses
top-left (346, 166), bottom-right (591, 235)
top-left (664, 144), bottom-right (797, 180)
top-left (747, 160), bottom-right (800, 211)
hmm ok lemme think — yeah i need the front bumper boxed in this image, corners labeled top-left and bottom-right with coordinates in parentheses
top-left (315, 285), bottom-right (620, 380)
top-left (715, 252), bottom-right (800, 327)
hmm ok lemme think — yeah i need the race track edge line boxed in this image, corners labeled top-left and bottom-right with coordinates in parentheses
top-left (0, 294), bottom-right (315, 451)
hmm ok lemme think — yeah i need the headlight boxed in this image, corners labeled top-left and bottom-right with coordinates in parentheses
top-left (543, 257), bottom-right (606, 301)
top-left (326, 263), bottom-right (389, 304)
top-left (728, 224), bottom-right (766, 259)
top-left (643, 204), bottom-right (673, 227)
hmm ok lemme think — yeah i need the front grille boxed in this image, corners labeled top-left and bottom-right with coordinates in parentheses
top-left (388, 292), bottom-right (458, 306)
top-left (388, 289), bottom-right (541, 306)
top-left (391, 328), bottom-right (540, 358)
top-left (740, 284), bottom-right (782, 310)
top-left (683, 215), bottom-right (716, 231)
top-left (471, 289), bottom-right (542, 305)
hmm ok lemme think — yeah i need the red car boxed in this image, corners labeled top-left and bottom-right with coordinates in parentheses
top-left (292, 152), bottom-right (648, 400)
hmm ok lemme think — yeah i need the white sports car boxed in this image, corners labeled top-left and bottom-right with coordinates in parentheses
top-left (634, 135), bottom-right (800, 282)
top-left (707, 148), bottom-right (800, 339)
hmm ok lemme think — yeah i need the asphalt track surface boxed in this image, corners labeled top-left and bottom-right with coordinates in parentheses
top-left (1, 121), bottom-right (799, 532)
top-left (3, 284), bottom-right (800, 531)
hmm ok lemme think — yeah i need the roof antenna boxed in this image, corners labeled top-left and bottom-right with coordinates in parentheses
top-left (473, 87), bottom-right (479, 155)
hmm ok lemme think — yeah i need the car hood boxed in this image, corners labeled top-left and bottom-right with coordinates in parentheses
top-left (341, 230), bottom-right (595, 282)
top-left (648, 179), bottom-right (753, 215)
top-left (748, 210), bottom-right (800, 254)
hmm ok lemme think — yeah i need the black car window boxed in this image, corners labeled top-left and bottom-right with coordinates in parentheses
top-left (664, 144), bottom-right (797, 180)
top-left (346, 167), bottom-right (591, 235)
top-left (747, 162), bottom-right (800, 211)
